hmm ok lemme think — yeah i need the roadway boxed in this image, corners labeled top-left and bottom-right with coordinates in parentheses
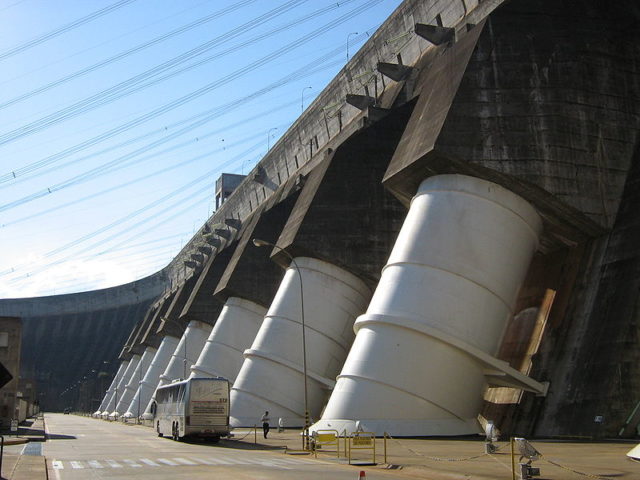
top-left (44, 413), bottom-right (397, 479)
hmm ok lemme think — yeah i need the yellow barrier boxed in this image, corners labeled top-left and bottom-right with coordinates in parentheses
top-left (348, 432), bottom-right (376, 465)
top-left (314, 429), bottom-right (340, 458)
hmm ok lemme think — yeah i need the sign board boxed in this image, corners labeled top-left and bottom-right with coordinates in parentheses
top-left (10, 419), bottom-right (18, 432)
top-left (317, 433), bottom-right (336, 442)
top-left (352, 436), bottom-right (372, 446)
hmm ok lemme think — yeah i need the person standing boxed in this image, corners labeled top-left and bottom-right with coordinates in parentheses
top-left (261, 411), bottom-right (270, 439)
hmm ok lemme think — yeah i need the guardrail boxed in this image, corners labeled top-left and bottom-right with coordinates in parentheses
top-left (313, 429), bottom-right (340, 458)
top-left (348, 432), bottom-right (376, 465)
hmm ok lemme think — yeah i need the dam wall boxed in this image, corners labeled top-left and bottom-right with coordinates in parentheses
top-left (4, 0), bottom-right (640, 437)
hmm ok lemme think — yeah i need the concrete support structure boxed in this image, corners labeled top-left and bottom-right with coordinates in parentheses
top-left (106, 354), bottom-right (140, 418)
top-left (230, 257), bottom-right (370, 427)
top-left (125, 335), bottom-right (179, 419)
top-left (157, 320), bottom-right (211, 387)
top-left (313, 175), bottom-right (544, 436)
top-left (114, 346), bottom-right (154, 418)
top-left (190, 297), bottom-right (266, 383)
top-left (115, 347), bottom-right (156, 415)
top-left (95, 360), bottom-right (128, 416)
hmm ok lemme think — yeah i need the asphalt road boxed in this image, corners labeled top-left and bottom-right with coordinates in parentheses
top-left (44, 414), bottom-right (397, 479)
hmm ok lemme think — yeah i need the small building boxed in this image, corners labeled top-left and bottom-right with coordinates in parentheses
top-left (215, 173), bottom-right (245, 209)
top-left (0, 317), bottom-right (21, 429)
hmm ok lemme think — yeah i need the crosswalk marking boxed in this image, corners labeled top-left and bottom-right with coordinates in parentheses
top-left (242, 457), bottom-right (273, 465)
top-left (278, 457), bottom-right (311, 464)
top-left (216, 456), bottom-right (245, 464)
top-left (202, 456), bottom-right (235, 465)
top-left (50, 455), bottom-right (318, 471)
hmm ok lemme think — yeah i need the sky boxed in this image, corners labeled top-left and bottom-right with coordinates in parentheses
top-left (0, 0), bottom-right (403, 298)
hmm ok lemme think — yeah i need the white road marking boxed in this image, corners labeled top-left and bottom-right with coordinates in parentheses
top-left (203, 456), bottom-right (235, 465)
top-left (215, 456), bottom-right (246, 464)
top-left (243, 457), bottom-right (272, 465)
top-left (49, 454), bottom-right (318, 472)
top-left (263, 461), bottom-right (292, 469)
top-left (277, 457), bottom-right (316, 464)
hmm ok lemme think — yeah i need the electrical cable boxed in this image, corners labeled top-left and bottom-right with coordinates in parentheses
top-left (0, 0), bottom-right (308, 146)
top-left (0, 0), bottom-right (138, 62)
top-left (0, 0), bottom-right (258, 111)
top-left (0, 54), bottom-right (342, 212)
top-left (0, 0), bottom-right (379, 150)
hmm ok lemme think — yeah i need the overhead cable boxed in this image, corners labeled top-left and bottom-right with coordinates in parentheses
top-left (0, 0), bottom-right (138, 62)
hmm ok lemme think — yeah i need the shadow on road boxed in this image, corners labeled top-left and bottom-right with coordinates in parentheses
top-left (45, 433), bottom-right (77, 440)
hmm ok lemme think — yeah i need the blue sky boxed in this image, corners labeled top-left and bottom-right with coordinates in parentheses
top-left (0, 0), bottom-right (403, 298)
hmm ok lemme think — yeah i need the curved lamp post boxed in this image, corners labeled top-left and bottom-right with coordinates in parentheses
top-left (347, 31), bottom-right (358, 61)
top-left (252, 238), bottom-right (309, 450)
top-left (268, 127), bottom-right (278, 151)
top-left (161, 316), bottom-right (188, 380)
top-left (301, 86), bottom-right (312, 114)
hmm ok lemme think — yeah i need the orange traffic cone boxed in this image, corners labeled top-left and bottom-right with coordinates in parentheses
top-left (358, 471), bottom-right (366, 479)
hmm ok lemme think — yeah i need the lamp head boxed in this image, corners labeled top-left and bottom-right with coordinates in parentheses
top-left (252, 238), bottom-right (270, 247)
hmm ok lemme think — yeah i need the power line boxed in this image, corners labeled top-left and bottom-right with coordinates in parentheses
top-left (0, 0), bottom-right (308, 146)
top-left (0, 0), bottom-right (378, 153)
top-left (0, 0), bottom-right (258, 111)
top-left (0, 137), bottom-right (265, 280)
top-left (0, 48), bottom-right (344, 211)
top-left (0, 0), bottom-right (139, 62)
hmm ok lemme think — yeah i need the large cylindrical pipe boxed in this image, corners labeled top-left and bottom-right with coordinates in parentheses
top-left (157, 320), bottom-right (211, 386)
top-left (106, 354), bottom-right (140, 418)
top-left (94, 360), bottom-right (128, 416)
top-left (128, 335), bottom-right (180, 419)
top-left (313, 175), bottom-right (542, 436)
top-left (230, 257), bottom-right (371, 427)
top-left (115, 347), bottom-right (156, 415)
top-left (190, 297), bottom-right (267, 383)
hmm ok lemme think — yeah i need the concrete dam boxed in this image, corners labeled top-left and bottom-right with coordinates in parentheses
top-left (2, 0), bottom-right (640, 439)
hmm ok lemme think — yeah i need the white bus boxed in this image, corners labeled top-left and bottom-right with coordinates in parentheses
top-left (153, 377), bottom-right (230, 442)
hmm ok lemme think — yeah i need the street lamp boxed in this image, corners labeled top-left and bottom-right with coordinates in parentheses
top-left (252, 238), bottom-right (309, 450)
top-left (113, 385), bottom-right (118, 420)
top-left (346, 32), bottom-right (358, 61)
top-left (160, 316), bottom-right (188, 380)
top-left (136, 361), bottom-right (143, 423)
top-left (301, 86), bottom-right (312, 114)
top-left (268, 127), bottom-right (278, 151)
